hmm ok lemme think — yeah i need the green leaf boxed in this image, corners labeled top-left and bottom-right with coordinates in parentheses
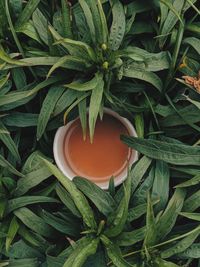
top-left (0, 77), bottom-right (63, 107)
top-left (12, 68), bottom-right (26, 90)
top-left (183, 37), bottom-right (200, 55)
top-left (115, 156), bottom-right (152, 206)
top-left (16, 20), bottom-right (41, 43)
top-left (104, 170), bottom-right (131, 237)
top-left (177, 243), bottom-right (200, 259)
top-left (155, 188), bottom-right (186, 242)
top-left (127, 0), bottom-right (154, 15)
top-left (160, 104), bottom-right (200, 127)
top-left (117, 227), bottom-right (146, 246)
top-left (7, 196), bottom-right (59, 214)
top-left (100, 236), bottom-right (132, 267)
top-left (0, 47), bottom-right (25, 66)
top-left (3, 56), bottom-right (66, 69)
top-left (0, 198), bottom-right (7, 219)
top-left (97, 0), bottom-right (108, 43)
top-left (183, 189), bottom-right (200, 212)
top-left (78, 97), bottom-right (87, 140)
top-left (54, 38), bottom-right (95, 62)
top-left (185, 0), bottom-right (200, 16)
top-left (109, 0), bottom-right (125, 50)
top-left (0, 121), bottom-right (20, 162)
top-left (32, 8), bottom-right (48, 45)
top-left (131, 156), bottom-right (152, 194)
top-left (0, 1), bottom-right (6, 38)
top-left (6, 216), bottom-right (19, 252)
top-left (159, 0), bottom-right (185, 48)
top-left (185, 96), bottom-right (200, 110)
top-left (37, 86), bottom-right (65, 140)
top-left (66, 72), bottom-right (102, 91)
top-left (14, 207), bottom-right (55, 238)
top-left (61, 0), bottom-right (72, 38)
top-left (132, 166), bottom-right (155, 206)
top-left (18, 225), bottom-right (49, 251)
top-left (53, 89), bottom-right (77, 117)
top-left (175, 173), bottom-right (200, 188)
top-left (3, 113), bottom-right (38, 128)
top-left (123, 67), bottom-right (163, 92)
top-left (179, 212), bottom-right (200, 221)
top-left (9, 0), bottom-right (22, 19)
top-left (0, 73), bottom-right (10, 90)
top-left (49, 25), bottom-right (92, 60)
top-left (0, 154), bottom-right (23, 177)
top-left (8, 239), bottom-right (43, 261)
top-left (159, 0), bottom-right (183, 26)
top-left (63, 237), bottom-right (99, 267)
top-left (47, 55), bottom-right (89, 78)
top-left (159, 1), bottom-right (169, 29)
top-left (134, 113), bottom-right (144, 138)
top-left (15, 0), bottom-right (41, 28)
top-left (46, 254), bottom-right (65, 267)
top-left (0, 258), bottom-right (39, 267)
top-left (154, 258), bottom-right (180, 267)
top-left (63, 92), bottom-right (90, 124)
top-left (127, 203), bottom-right (149, 222)
top-left (14, 166), bottom-right (52, 196)
top-left (79, 0), bottom-right (96, 44)
top-left (161, 225), bottom-right (200, 258)
top-left (143, 193), bottom-right (157, 246)
top-left (152, 160), bottom-right (169, 212)
top-left (41, 158), bottom-right (97, 229)
top-left (56, 184), bottom-right (81, 218)
top-left (87, 0), bottom-right (102, 44)
top-left (41, 210), bottom-right (80, 237)
top-left (73, 177), bottom-right (116, 216)
top-left (83, 251), bottom-right (106, 267)
top-left (108, 176), bottom-right (115, 197)
top-left (120, 49), bottom-right (171, 72)
top-left (89, 73), bottom-right (104, 141)
top-left (121, 136), bottom-right (200, 166)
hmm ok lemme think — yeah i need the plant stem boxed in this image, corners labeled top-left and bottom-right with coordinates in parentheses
top-left (123, 225), bottom-right (200, 260)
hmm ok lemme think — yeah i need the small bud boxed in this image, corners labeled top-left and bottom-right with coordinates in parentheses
top-left (101, 43), bottom-right (107, 50)
top-left (102, 61), bottom-right (109, 70)
top-left (179, 57), bottom-right (187, 69)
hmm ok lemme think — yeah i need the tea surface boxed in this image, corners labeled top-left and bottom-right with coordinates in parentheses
top-left (64, 114), bottom-right (132, 182)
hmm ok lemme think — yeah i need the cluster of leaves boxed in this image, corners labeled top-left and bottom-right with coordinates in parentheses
top-left (0, 0), bottom-right (200, 266)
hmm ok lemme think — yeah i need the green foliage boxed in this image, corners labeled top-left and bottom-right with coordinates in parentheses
top-left (0, 0), bottom-right (200, 267)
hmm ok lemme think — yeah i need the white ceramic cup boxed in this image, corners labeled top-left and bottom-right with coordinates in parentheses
top-left (53, 108), bottom-right (138, 190)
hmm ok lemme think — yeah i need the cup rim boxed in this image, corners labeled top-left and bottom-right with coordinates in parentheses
top-left (53, 107), bottom-right (138, 190)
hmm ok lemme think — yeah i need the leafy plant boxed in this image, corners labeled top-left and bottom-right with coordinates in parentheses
top-left (0, 0), bottom-right (200, 267)
top-left (0, 0), bottom-right (171, 141)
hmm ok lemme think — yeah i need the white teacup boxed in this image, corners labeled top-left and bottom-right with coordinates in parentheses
top-left (53, 108), bottom-right (138, 190)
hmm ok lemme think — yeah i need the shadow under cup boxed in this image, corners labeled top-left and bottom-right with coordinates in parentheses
top-left (53, 108), bottom-right (138, 190)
